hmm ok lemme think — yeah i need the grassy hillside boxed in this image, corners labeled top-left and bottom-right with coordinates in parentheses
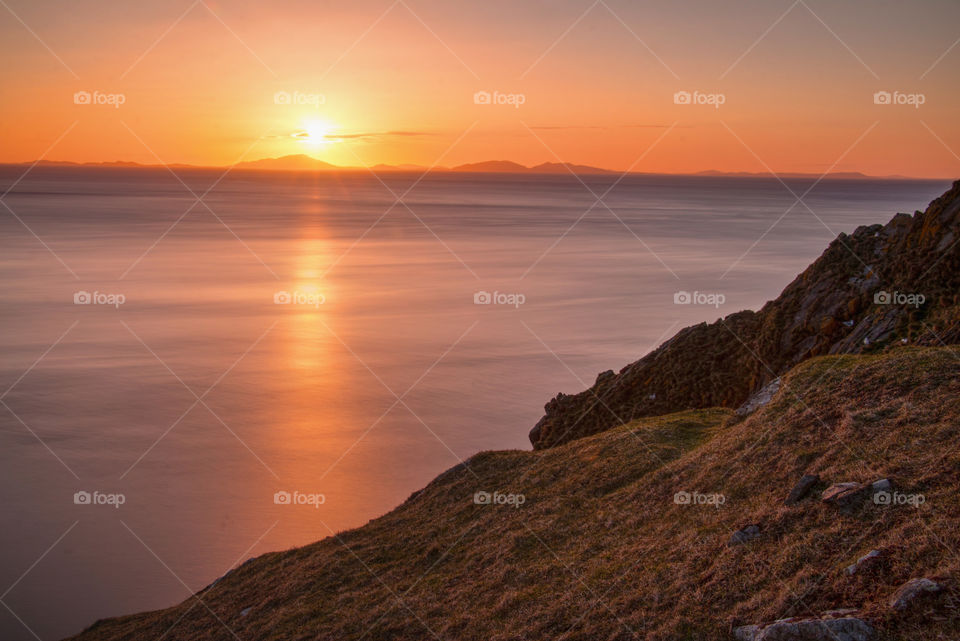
top-left (72, 347), bottom-right (960, 640)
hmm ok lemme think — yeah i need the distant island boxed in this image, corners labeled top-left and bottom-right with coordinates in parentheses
top-left (0, 155), bottom-right (925, 180)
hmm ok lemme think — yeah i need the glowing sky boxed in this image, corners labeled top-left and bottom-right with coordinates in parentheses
top-left (1, 0), bottom-right (959, 177)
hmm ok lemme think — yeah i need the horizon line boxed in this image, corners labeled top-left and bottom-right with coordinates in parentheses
top-left (0, 156), bottom-right (951, 181)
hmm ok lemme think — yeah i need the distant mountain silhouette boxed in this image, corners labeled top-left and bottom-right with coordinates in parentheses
top-left (0, 156), bottom-right (922, 180)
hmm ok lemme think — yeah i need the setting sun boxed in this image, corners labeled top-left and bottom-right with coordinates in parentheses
top-left (298, 120), bottom-right (338, 146)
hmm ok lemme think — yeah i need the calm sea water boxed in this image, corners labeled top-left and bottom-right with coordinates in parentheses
top-left (0, 167), bottom-right (949, 639)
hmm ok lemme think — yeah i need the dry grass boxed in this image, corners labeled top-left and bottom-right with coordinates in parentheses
top-left (71, 347), bottom-right (960, 641)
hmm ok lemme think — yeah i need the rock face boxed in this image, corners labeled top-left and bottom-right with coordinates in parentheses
top-left (734, 615), bottom-right (873, 641)
top-left (889, 578), bottom-right (942, 611)
top-left (785, 474), bottom-right (819, 505)
top-left (530, 181), bottom-right (960, 449)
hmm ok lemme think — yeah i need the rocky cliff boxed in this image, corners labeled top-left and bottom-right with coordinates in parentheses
top-left (530, 180), bottom-right (960, 449)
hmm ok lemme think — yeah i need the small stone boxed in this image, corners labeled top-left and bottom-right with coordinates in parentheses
top-left (844, 549), bottom-right (883, 576)
top-left (889, 578), bottom-right (942, 611)
top-left (785, 474), bottom-right (820, 505)
top-left (869, 478), bottom-right (893, 495)
top-left (734, 615), bottom-right (873, 640)
top-left (729, 524), bottom-right (761, 546)
top-left (240, 606), bottom-right (252, 617)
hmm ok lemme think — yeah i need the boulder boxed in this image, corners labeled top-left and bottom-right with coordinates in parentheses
top-left (734, 615), bottom-right (873, 640)
top-left (889, 578), bottom-right (942, 611)
top-left (729, 524), bottom-right (761, 546)
top-left (785, 474), bottom-right (819, 505)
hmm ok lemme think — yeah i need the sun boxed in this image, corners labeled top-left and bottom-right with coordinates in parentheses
top-left (298, 120), bottom-right (337, 145)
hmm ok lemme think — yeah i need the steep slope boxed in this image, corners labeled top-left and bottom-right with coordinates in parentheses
top-left (530, 181), bottom-right (960, 449)
top-left (72, 347), bottom-right (960, 641)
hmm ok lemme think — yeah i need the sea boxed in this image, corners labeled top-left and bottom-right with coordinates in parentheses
top-left (0, 166), bottom-right (949, 639)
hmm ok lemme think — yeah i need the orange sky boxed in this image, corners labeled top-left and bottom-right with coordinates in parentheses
top-left (1, 0), bottom-right (959, 177)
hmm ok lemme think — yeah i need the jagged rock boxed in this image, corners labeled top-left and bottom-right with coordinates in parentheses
top-left (736, 378), bottom-right (781, 417)
top-left (530, 181), bottom-right (960, 449)
top-left (844, 549), bottom-right (883, 576)
top-left (734, 615), bottom-right (873, 640)
top-left (822, 483), bottom-right (869, 510)
top-left (785, 474), bottom-right (819, 505)
top-left (729, 524), bottom-right (761, 546)
top-left (889, 578), bottom-right (942, 611)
